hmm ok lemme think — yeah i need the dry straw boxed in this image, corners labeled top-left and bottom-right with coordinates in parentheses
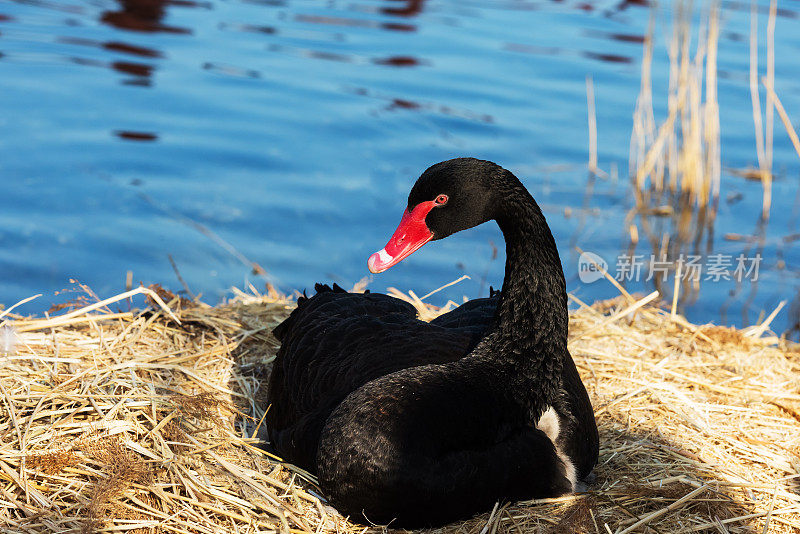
top-left (0, 280), bottom-right (798, 533)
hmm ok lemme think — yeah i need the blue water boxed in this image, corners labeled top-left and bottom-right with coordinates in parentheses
top-left (2, 0), bottom-right (800, 334)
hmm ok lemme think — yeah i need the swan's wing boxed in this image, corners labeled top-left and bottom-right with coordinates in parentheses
top-left (273, 283), bottom-right (417, 342)
top-left (429, 294), bottom-right (498, 330)
top-left (267, 287), bottom-right (477, 470)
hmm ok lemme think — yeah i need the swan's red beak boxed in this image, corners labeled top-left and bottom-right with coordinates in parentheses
top-left (368, 201), bottom-right (436, 273)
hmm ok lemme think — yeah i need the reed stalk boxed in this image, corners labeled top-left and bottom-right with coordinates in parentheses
top-left (630, 1), bottom-right (721, 214)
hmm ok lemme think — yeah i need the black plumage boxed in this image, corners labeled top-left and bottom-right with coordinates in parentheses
top-left (267, 158), bottom-right (599, 528)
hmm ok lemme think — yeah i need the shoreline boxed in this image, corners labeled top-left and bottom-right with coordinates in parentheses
top-left (1, 286), bottom-right (798, 533)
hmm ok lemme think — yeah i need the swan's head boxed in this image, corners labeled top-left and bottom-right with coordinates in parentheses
top-left (368, 158), bottom-right (502, 273)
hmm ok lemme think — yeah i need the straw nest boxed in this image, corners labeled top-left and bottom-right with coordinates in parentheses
top-left (1, 282), bottom-right (798, 534)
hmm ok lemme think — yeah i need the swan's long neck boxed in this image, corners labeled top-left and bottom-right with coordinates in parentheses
top-left (476, 172), bottom-right (568, 419)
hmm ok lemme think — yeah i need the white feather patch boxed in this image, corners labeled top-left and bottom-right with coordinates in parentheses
top-left (536, 406), bottom-right (578, 491)
top-left (536, 406), bottom-right (560, 442)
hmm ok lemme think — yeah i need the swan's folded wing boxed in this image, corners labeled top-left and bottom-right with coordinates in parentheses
top-left (267, 289), bottom-right (479, 470)
top-left (273, 283), bottom-right (417, 341)
top-left (429, 294), bottom-right (498, 330)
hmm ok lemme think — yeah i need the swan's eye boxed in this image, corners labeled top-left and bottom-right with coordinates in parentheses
top-left (434, 194), bottom-right (448, 206)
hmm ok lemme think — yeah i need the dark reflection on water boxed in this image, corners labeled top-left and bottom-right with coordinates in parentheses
top-left (112, 60), bottom-right (154, 77)
top-left (583, 30), bottom-right (645, 44)
top-left (58, 36), bottom-right (163, 58)
top-left (381, 22), bottom-right (416, 32)
top-left (380, 0), bottom-right (425, 17)
top-left (101, 0), bottom-right (194, 34)
top-left (115, 131), bottom-right (159, 141)
top-left (373, 56), bottom-right (422, 67)
top-left (2, 0), bottom-right (800, 335)
top-left (390, 98), bottom-right (421, 110)
top-left (581, 51), bottom-right (632, 64)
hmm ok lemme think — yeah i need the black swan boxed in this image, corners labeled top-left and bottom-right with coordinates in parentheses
top-left (267, 158), bottom-right (598, 528)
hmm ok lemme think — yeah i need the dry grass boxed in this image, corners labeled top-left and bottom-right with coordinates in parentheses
top-left (0, 282), bottom-right (798, 533)
top-left (630, 2), bottom-right (721, 215)
top-left (628, 0), bottom-right (798, 245)
top-left (627, 1), bottom-right (722, 274)
top-left (623, 0), bottom-right (800, 316)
